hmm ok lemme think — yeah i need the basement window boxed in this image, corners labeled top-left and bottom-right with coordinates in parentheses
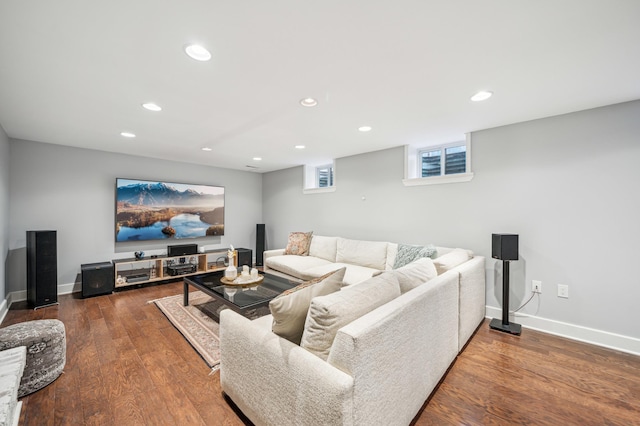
top-left (317, 164), bottom-right (334, 188)
top-left (419, 144), bottom-right (466, 177)
top-left (403, 134), bottom-right (474, 186)
top-left (303, 162), bottom-right (337, 194)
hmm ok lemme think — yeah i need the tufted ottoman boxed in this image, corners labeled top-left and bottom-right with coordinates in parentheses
top-left (0, 319), bottom-right (66, 397)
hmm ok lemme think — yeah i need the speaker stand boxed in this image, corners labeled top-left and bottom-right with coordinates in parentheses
top-left (490, 260), bottom-right (522, 335)
top-left (33, 301), bottom-right (59, 310)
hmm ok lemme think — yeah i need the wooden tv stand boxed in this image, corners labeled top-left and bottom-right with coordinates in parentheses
top-left (112, 249), bottom-right (237, 289)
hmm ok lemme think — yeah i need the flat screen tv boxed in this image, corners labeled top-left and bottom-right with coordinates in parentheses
top-left (115, 178), bottom-right (225, 242)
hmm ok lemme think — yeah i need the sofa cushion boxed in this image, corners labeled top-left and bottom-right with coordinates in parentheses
top-left (284, 231), bottom-right (313, 256)
top-left (433, 248), bottom-right (471, 275)
top-left (385, 258), bottom-right (438, 293)
top-left (303, 263), bottom-right (379, 286)
top-left (269, 268), bottom-right (346, 345)
top-left (0, 346), bottom-right (26, 426)
top-left (300, 273), bottom-right (401, 360)
top-left (385, 243), bottom-right (398, 270)
top-left (336, 238), bottom-right (389, 270)
top-left (266, 255), bottom-right (333, 280)
top-left (308, 235), bottom-right (338, 262)
top-left (393, 244), bottom-right (438, 269)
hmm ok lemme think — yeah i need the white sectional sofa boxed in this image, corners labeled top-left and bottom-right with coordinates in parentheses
top-left (0, 347), bottom-right (26, 426)
top-left (220, 235), bottom-right (486, 426)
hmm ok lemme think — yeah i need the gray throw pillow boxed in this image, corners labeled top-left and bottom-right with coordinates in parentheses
top-left (393, 243), bottom-right (438, 269)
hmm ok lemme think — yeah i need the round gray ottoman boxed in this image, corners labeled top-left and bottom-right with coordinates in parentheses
top-left (0, 319), bottom-right (66, 397)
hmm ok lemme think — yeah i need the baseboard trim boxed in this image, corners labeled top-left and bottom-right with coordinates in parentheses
top-left (485, 306), bottom-right (640, 356)
top-left (4, 282), bottom-right (81, 307)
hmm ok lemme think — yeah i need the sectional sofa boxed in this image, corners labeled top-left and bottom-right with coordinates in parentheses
top-left (220, 235), bottom-right (486, 425)
top-left (0, 347), bottom-right (25, 426)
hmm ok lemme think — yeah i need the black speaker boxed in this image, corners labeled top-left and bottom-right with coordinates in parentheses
top-left (256, 223), bottom-right (266, 266)
top-left (492, 234), bottom-right (519, 261)
top-left (27, 230), bottom-right (58, 309)
top-left (490, 233), bottom-right (521, 335)
top-left (236, 248), bottom-right (252, 268)
top-left (81, 262), bottom-right (114, 298)
top-left (167, 243), bottom-right (198, 257)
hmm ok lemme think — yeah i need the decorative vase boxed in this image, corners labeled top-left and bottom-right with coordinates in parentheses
top-left (225, 265), bottom-right (237, 280)
top-left (225, 247), bottom-right (237, 279)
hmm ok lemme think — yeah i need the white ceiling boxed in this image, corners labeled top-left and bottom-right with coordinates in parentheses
top-left (1, 1), bottom-right (639, 173)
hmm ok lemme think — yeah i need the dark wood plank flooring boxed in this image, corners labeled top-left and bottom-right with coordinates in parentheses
top-left (4, 281), bottom-right (639, 425)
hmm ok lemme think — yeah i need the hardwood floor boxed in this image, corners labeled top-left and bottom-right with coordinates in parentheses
top-left (4, 281), bottom-right (639, 425)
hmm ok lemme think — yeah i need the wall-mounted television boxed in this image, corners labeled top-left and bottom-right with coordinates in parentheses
top-left (115, 178), bottom-right (225, 242)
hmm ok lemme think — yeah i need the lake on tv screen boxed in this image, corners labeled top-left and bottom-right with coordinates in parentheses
top-left (116, 213), bottom-right (213, 241)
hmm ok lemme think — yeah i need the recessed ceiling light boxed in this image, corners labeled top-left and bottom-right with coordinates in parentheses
top-left (300, 98), bottom-right (318, 107)
top-left (253, 157), bottom-right (262, 161)
top-left (185, 44), bottom-right (212, 61)
top-left (358, 126), bottom-right (372, 132)
top-left (201, 147), bottom-right (212, 152)
top-left (295, 145), bottom-right (305, 149)
top-left (120, 132), bottom-right (136, 138)
top-left (142, 102), bottom-right (162, 112)
top-left (471, 91), bottom-right (493, 102)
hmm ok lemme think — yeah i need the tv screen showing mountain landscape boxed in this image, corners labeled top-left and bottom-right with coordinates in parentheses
top-left (115, 178), bottom-right (225, 242)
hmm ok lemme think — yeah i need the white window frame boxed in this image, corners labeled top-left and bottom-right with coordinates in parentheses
top-left (303, 161), bottom-right (337, 194)
top-left (403, 133), bottom-right (474, 186)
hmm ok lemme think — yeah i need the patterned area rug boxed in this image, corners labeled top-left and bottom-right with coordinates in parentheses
top-left (153, 291), bottom-right (269, 369)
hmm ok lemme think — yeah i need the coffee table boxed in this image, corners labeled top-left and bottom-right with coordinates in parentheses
top-left (183, 270), bottom-right (298, 317)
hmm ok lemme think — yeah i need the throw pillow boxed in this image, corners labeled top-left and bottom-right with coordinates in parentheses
top-left (393, 243), bottom-right (438, 269)
top-left (300, 273), bottom-right (401, 361)
top-left (308, 235), bottom-right (338, 262)
top-left (389, 257), bottom-right (438, 293)
top-left (433, 248), bottom-right (471, 275)
top-left (283, 231), bottom-right (313, 256)
top-left (270, 267), bottom-right (346, 345)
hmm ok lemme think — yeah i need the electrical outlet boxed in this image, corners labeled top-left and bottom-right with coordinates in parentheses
top-left (532, 280), bottom-right (542, 293)
top-left (558, 284), bottom-right (569, 298)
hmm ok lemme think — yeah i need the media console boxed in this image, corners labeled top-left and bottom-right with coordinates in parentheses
top-left (112, 248), bottom-right (236, 289)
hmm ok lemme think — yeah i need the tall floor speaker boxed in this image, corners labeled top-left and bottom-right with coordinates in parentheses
top-left (81, 262), bottom-right (114, 298)
top-left (27, 230), bottom-right (58, 309)
top-left (256, 224), bottom-right (266, 266)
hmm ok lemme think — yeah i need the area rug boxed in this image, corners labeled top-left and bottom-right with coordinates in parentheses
top-left (153, 291), bottom-right (269, 370)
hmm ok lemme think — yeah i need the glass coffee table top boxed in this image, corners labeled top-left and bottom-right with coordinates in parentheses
top-left (184, 270), bottom-right (298, 311)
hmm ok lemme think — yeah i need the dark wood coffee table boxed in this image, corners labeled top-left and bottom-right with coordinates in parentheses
top-left (183, 270), bottom-right (298, 317)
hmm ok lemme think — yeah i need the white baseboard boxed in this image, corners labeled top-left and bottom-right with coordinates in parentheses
top-left (58, 282), bottom-right (80, 295)
top-left (2, 282), bottom-right (81, 311)
top-left (485, 306), bottom-right (640, 356)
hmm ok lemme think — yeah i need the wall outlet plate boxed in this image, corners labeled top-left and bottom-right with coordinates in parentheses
top-left (532, 280), bottom-right (542, 293)
top-left (558, 284), bottom-right (569, 298)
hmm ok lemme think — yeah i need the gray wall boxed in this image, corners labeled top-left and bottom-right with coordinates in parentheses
top-left (263, 100), bottom-right (640, 340)
top-left (0, 124), bottom-right (9, 299)
top-left (7, 140), bottom-right (262, 293)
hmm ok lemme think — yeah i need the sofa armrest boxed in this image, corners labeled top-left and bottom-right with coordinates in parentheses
top-left (455, 256), bottom-right (486, 351)
top-left (327, 271), bottom-right (459, 426)
top-left (219, 310), bottom-right (354, 426)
